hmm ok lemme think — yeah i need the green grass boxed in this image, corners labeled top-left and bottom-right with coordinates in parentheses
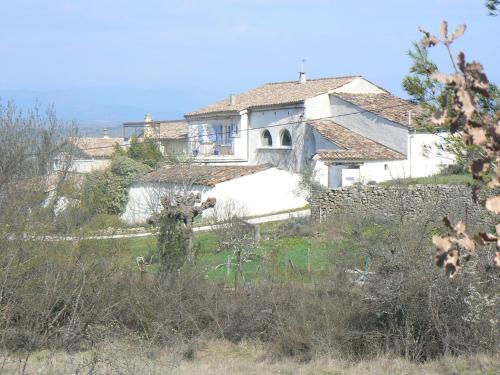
top-left (381, 173), bottom-right (475, 186)
top-left (95, 219), bottom-right (362, 286)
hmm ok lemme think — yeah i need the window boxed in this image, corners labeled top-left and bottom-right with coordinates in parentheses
top-left (197, 124), bottom-right (206, 142)
top-left (211, 124), bottom-right (235, 145)
top-left (280, 129), bottom-right (292, 147)
top-left (231, 123), bottom-right (240, 138)
top-left (261, 129), bottom-right (272, 147)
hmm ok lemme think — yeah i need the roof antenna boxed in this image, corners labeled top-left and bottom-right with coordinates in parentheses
top-left (299, 58), bottom-right (307, 84)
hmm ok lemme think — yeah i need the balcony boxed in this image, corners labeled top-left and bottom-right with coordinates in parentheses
top-left (193, 142), bottom-right (234, 156)
top-left (190, 142), bottom-right (247, 164)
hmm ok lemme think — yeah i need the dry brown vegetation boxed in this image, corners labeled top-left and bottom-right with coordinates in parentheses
top-left (0, 210), bottom-right (497, 373)
top-left (0, 340), bottom-right (498, 375)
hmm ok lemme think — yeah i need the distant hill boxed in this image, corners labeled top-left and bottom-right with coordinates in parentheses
top-left (0, 86), bottom-right (215, 136)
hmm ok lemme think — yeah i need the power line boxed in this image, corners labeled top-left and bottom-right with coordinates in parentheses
top-left (42, 102), bottom-right (415, 158)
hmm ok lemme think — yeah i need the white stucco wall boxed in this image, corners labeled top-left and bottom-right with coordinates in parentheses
top-left (122, 183), bottom-right (211, 225)
top-left (121, 168), bottom-right (309, 225)
top-left (55, 159), bottom-right (111, 174)
top-left (315, 132), bottom-right (456, 188)
top-left (329, 96), bottom-right (409, 155)
top-left (187, 114), bottom-right (245, 159)
top-left (407, 132), bottom-right (454, 177)
top-left (332, 77), bottom-right (386, 94)
top-left (248, 106), bottom-right (305, 170)
top-left (304, 93), bottom-right (331, 120)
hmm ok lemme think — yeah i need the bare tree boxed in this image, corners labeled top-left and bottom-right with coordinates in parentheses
top-left (157, 192), bottom-right (216, 273)
top-left (416, 22), bottom-right (500, 275)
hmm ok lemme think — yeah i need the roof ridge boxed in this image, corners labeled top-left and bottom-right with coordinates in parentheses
top-left (265, 75), bottom-right (361, 86)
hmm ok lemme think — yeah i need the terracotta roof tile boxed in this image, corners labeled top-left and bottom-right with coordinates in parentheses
top-left (186, 76), bottom-right (359, 117)
top-left (154, 120), bottom-right (188, 140)
top-left (308, 120), bottom-right (405, 161)
top-left (142, 164), bottom-right (270, 186)
top-left (69, 137), bottom-right (124, 158)
top-left (333, 92), bottom-right (423, 127)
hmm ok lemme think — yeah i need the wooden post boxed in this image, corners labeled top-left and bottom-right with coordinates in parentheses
top-left (307, 247), bottom-right (311, 274)
top-left (253, 224), bottom-right (261, 245)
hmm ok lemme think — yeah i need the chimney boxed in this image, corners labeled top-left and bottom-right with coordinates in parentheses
top-left (144, 114), bottom-right (153, 137)
top-left (299, 71), bottom-right (307, 84)
top-left (102, 128), bottom-right (109, 138)
top-left (229, 94), bottom-right (236, 106)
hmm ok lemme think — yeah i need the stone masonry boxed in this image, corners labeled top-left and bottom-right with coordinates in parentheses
top-left (310, 185), bottom-right (496, 231)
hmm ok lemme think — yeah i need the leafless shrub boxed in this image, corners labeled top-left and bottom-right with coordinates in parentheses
top-left (417, 21), bottom-right (500, 275)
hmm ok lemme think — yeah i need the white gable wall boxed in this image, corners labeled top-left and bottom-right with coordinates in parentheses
top-left (329, 96), bottom-right (408, 155)
top-left (304, 93), bottom-right (331, 120)
top-left (55, 158), bottom-right (111, 174)
top-left (332, 77), bottom-right (386, 94)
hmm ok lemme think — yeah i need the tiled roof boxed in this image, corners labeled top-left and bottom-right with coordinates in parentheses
top-left (69, 137), bottom-right (124, 158)
top-left (186, 76), bottom-right (359, 117)
top-left (308, 120), bottom-right (405, 161)
top-left (333, 92), bottom-right (422, 127)
top-left (154, 120), bottom-right (188, 140)
top-left (142, 164), bottom-right (270, 186)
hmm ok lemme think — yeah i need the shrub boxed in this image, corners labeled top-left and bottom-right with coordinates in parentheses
top-left (84, 213), bottom-right (126, 232)
top-left (276, 217), bottom-right (313, 238)
top-left (126, 135), bottom-right (162, 168)
top-left (81, 156), bottom-right (151, 216)
top-left (81, 169), bottom-right (128, 215)
top-left (110, 155), bottom-right (151, 185)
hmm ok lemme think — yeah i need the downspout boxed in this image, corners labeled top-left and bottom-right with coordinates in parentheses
top-left (408, 110), bottom-right (413, 178)
top-left (247, 119), bottom-right (250, 163)
top-left (246, 112), bottom-right (250, 162)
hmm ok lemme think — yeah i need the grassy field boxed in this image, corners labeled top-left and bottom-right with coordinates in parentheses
top-left (79, 219), bottom-right (365, 285)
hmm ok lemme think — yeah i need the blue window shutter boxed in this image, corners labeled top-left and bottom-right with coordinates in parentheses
top-left (228, 124), bottom-right (234, 144)
top-left (216, 125), bottom-right (222, 144)
top-left (211, 125), bottom-right (217, 142)
top-left (197, 124), bottom-right (204, 142)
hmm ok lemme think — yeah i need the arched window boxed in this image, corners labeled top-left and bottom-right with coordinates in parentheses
top-left (261, 129), bottom-right (272, 147)
top-left (280, 129), bottom-right (292, 147)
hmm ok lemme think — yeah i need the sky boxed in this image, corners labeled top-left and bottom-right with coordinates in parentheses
top-left (0, 0), bottom-right (498, 133)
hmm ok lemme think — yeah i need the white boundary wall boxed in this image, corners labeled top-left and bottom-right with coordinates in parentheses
top-left (121, 167), bottom-right (308, 225)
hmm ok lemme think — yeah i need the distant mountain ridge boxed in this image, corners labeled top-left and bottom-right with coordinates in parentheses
top-left (0, 86), bottom-right (216, 135)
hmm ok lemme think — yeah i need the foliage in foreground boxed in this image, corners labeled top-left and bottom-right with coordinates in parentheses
top-left (414, 21), bottom-right (500, 275)
top-left (0, 212), bottom-right (497, 363)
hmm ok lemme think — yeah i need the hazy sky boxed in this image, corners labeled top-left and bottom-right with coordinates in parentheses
top-left (0, 0), bottom-right (498, 127)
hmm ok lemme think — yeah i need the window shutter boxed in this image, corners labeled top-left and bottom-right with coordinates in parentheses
top-left (197, 124), bottom-right (204, 142)
top-left (211, 125), bottom-right (217, 143)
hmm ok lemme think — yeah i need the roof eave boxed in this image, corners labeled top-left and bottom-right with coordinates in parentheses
top-left (185, 110), bottom-right (241, 121)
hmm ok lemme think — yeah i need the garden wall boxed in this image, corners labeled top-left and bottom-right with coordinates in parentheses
top-left (310, 184), bottom-right (496, 230)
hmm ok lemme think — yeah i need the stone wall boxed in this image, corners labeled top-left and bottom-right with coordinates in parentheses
top-left (310, 184), bottom-right (496, 231)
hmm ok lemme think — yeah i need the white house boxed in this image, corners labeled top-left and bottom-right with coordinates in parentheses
top-left (54, 133), bottom-right (124, 174)
top-left (184, 73), bottom-right (454, 187)
top-left (121, 164), bottom-right (308, 225)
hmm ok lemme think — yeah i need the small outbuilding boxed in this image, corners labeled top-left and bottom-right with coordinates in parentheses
top-left (121, 164), bottom-right (308, 225)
